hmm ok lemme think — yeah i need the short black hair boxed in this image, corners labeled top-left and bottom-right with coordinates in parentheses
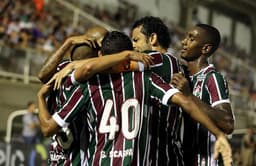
top-left (101, 31), bottom-right (133, 55)
top-left (196, 24), bottom-right (221, 54)
top-left (132, 16), bottom-right (171, 49)
top-left (70, 43), bottom-right (96, 61)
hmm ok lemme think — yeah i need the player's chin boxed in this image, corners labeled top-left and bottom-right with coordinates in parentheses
top-left (180, 52), bottom-right (187, 59)
top-left (179, 53), bottom-right (191, 62)
top-left (134, 48), bottom-right (141, 53)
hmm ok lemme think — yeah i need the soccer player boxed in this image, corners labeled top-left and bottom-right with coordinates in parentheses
top-left (171, 24), bottom-right (235, 166)
top-left (131, 16), bottom-right (182, 165)
top-left (37, 31), bottom-right (232, 166)
top-left (38, 26), bottom-right (108, 165)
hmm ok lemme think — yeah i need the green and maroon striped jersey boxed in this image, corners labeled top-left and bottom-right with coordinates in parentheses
top-left (46, 61), bottom-right (83, 166)
top-left (52, 71), bottom-right (179, 166)
top-left (183, 64), bottom-right (233, 166)
top-left (146, 51), bottom-right (183, 166)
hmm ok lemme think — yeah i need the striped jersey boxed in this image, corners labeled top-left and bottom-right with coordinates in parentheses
top-left (52, 71), bottom-right (180, 166)
top-left (47, 60), bottom-right (83, 166)
top-left (182, 64), bottom-right (231, 166)
top-left (146, 51), bottom-right (183, 166)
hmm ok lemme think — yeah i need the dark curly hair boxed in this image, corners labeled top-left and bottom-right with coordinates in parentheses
top-left (132, 16), bottom-right (171, 49)
top-left (101, 31), bottom-right (133, 55)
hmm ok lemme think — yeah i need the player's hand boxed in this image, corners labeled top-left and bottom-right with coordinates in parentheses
top-left (67, 35), bottom-right (98, 48)
top-left (47, 63), bottom-right (74, 90)
top-left (170, 72), bottom-right (191, 95)
top-left (38, 84), bottom-right (53, 98)
top-left (128, 51), bottom-right (154, 68)
top-left (56, 127), bottom-right (74, 150)
top-left (214, 134), bottom-right (232, 166)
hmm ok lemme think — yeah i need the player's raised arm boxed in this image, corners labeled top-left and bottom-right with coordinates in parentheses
top-left (48, 50), bottom-right (153, 90)
top-left (169, 92), bottom-right (223, 137)
top-left (38, 35), bottom-right (93, 83)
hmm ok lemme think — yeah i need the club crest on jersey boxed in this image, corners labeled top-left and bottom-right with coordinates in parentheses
top-left (193, 82), bottom-right (202, 97)
top-left (193, 76), bottom-right (204, 97)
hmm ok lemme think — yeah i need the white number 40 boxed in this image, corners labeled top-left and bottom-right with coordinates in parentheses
top-left (99, 99), bottom-right (141, 140)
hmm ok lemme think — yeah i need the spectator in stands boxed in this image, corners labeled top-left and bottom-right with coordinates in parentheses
top-left (42, 34), bottom-right (58, 52)
top-left (248, 109), bottom-right (256, 127)
top-left (241, 127), bottom-right (255, 166)
top-left (22, 101), bottom-right (40, 144)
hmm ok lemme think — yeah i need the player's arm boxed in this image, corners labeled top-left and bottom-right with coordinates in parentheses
top-left (38, 80), bottom-right (87, 137)
top-left (110, 51), bottom-right (164, 73)
top-left (109, 51), bottom-right (154, 73)
top-left (37, 84), bottom-right (60, 136)
top-left (38, 35), bottom-right (95, 83)
top-left (38, 39), bottom-right (73, 83)
top-left (74, 51), bottom-right (153, 82)
top-left (48, 51), bottom-right (153, 90)
top-left (169, 92), bottom-right (224, 138)
top-left (211, 104), bottom-right (234, 134)
top-left (171, 73), bottom-right (234, 134)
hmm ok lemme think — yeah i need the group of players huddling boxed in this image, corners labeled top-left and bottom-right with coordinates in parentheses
top-left (37, 16), bottom-right (234, 166)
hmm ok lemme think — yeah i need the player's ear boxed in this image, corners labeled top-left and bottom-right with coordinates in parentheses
top-left (98, 50), bottom-right (103, 57)
top-left (202, 44), bottom-right (213, 55)
top-left (149, 33), bottom-right (158, 46)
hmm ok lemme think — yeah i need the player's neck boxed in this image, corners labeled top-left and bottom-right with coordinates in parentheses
top-left (152, 46), bottom-right (167, 54)
top-left (187, 57), bottom-right (209, 75)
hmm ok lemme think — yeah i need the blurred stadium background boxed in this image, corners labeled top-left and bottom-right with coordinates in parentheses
top-left (0, 0), bottom-right (256, 165)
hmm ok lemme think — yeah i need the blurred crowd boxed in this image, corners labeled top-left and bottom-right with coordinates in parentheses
top-left (233, 127), bottom-right (256, 166)
top-left (0, 0), bottom-right (256, 109)
top-left (0, 0), bottom-right (88, 53)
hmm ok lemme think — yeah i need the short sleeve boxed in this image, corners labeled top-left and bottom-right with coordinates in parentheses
top-left (149, 72), bottom-right (180, 106)
top-left (52, 85), bottom-right (87, 128)
top-left (205, 72), bottom-right (230, 107)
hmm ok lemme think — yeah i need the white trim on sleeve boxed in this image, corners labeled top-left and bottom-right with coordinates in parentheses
top-left (211, 99), bottom-right (230, 107)
top-left (162, 88), bottom-right (180, 106)
top-left (138, 62), bottom-right (145, 71)
top-left (71, 70), bottom-right (79, 85)
top-left (52, 113), bottom-right (69, 128)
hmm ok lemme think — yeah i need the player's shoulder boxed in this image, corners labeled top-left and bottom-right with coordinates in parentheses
top-left (206, 70), bottom-right (224, 78)
top-left (163, 52), bottom-right (179, 64)
top-left (205, 70), bottom-right (227, 84)
top-left (164, 50), bottom-right (177, 57)
top-left (143, 50), bottom-right (161, 55)
top-left (144, 50), bottom-right (163, 58)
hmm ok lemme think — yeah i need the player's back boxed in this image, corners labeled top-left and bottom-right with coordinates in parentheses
top-left (146, 51), bottom-right (184, 166)
top-left (81, 71), bottom-right (175, 166)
